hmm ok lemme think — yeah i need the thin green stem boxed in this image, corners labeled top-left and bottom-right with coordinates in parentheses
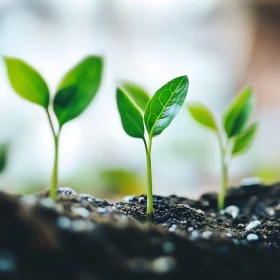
top-left (217, 132), bottom-right (228, 211)
top-left (144, 137), bottom-right (153, 221)
top-left (50, 133), bottom-right (60, 199)
top-left (46, 109), bottom-right (60, 199)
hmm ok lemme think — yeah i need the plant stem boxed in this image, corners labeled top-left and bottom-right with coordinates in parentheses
top-left (46, 110), bottom-right (59, 199)
top-left (144, 137), bottom-right (153, 221)
top-left (217, 133), bottom-right (228, 211)
top-left (50, 133), bottom-right (59, 199)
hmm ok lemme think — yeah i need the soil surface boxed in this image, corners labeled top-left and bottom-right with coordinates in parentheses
top-left (1, 183), bottom-right (280, 280)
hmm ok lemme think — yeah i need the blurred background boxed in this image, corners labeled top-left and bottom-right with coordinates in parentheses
top-left (0, 0), bottom-right (279, 199)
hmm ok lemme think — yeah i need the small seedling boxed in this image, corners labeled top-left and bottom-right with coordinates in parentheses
top-left (4, 56), bottom-right (103, 198)
top-left (187, 86), bottom-right (258, 210)
top-left (117, 76), bottom-right (189, 220)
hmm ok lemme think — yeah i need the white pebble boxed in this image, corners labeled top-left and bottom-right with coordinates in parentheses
top-left (40, 198), bottom-right (55, 209)
top-left (168, 225), bottom-right (177, 232)
top-left (247, 233), bottom-right (259, 241)
top-left (123, 196), bottom-right (135, 202)
top-left (240, 177), bottom-right (263, 186)
top-left (202, 231), bottom-right (212, 239)
top-left (190, 230), bottom-right (199, 240)
top-left (97, 207), bottom-right (106, 213)
top-left (196, 209), bottom-right (204, 215)
top-left (20, 195), bottom-right (36, 206)
top-left (245, 221), bottom-right (261, 231)
top-left (225, 205), bottom-right (239, 219)
top-left (188, 227), bottom-right (194, 232)
top-left (57, 216), bottom-right (71, 229)
top-left (72, 207), bottom-right (89, 218)
top-left (151, 257), bottom-right (175, 273)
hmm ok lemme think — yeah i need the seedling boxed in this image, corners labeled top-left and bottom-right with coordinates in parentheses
top-left (187, 86), bottom-right (258, 210)
top-left (4, 56), bottom-right (103, 198)
top-left (117, 76), bottom-right (189, 220)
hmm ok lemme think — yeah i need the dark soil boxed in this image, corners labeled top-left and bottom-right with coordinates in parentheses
top-left (1, 183), bottom-right (280, 280)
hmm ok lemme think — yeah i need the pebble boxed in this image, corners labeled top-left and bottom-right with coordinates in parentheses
top-left (190, 230), bottom-right (199, 240)
top-left (97, 207), bottom-right (107, 213)
top-left (196, 209), bottom-right (204, 215)
top-left (240, 177), bottom-right (263, 186)
top-left (72, 219), bottom-right (94, 232)
top-left (266, 208), bottom-right (275, 216)
top-left (245, 221), bottom-right (261, 231)
top-left (123, 196), bottom-right (135, 203)
top-left (40, 197), bottom-right (56, 209)
top-left (238, 223), bottom-right (245, 229)
top-left (247, 233), bottom-right (259, 241)
top-left (225, 205), bottom-right (239, 219)
top-left (151, 257), bottom-right (175, 274)
top-left (225, 232), bottom-right (232, 237)
top-left (162, 242), bottom-right (175, 253)
top-left (20, 195), bottom-right (36, 206)
top-left (202, 231), bottom-right (212, 239)
top-left (79, 194), bottom-right (96, 203)
top-left (57, 216), bottom-right (71, 229)
top-left (188, 227), bottom-right (194, 232)
top-left (72, 207), bottom-right (89, 218)
top-left (168, 225), bottom-right (177, 232)
top-left (0, 251), bottom-right (16, 272)
top-left (57, 187), bottom-right (77, 195)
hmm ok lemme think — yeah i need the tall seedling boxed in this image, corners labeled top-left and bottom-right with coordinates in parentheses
top-left (4, 56), bottom-right (103, 198)
top-left (117, 77), bottom-right (189, 220)
top-left (187, 87), bottom-right (258, 210)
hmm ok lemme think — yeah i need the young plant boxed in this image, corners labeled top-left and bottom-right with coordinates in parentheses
top-left (117, 76), bottom-right (189, 220)
top-left (187, 86), bottom-right (258, 210)
top-left (4, 56), bottom-right (103, 198)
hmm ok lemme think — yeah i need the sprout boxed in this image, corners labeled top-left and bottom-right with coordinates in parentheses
top-left (187, 86), bottom-right (258, 210)
top-left (117, 76), bottom-right (189, 220)
top-left (4, 56), bottom-right (103, 198)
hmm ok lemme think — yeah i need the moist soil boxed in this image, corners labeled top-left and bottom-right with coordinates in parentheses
top-left (1, 183), bottom-right (280, 280)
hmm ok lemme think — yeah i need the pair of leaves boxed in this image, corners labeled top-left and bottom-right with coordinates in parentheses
top-left (187, 86), bottom-right (258, 156)
top-left (4, 56), bottom-right (103, 128)
top-left (117, 76), bottom-right (189, 140)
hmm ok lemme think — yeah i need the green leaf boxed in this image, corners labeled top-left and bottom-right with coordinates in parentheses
top-left (232, 122), bottom-right (258, 156)
top-left (144, 76), bottom-right (189, 137)
top-left (121, 82), bottom-right (150, 111)
top-left (53, 56), bottom-right (103, 127)
top-left (187, 102), bottom-right (217, 131)
top-left (116, 88), bottom-right (145, 139)
top-left (223, 86), bottom-right (254, 138)
top-left (4, 57), bottom-right (49, 108)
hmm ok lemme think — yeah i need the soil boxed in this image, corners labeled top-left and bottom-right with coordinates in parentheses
top-left (0, 183), bottom-right (280, 280)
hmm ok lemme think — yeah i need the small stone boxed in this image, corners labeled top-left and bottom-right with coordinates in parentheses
top-left (225, 205), bottom-right (239, 219)
top-left (202, 231), bottom-right (212, 239)
top-left (72, 207), bottom-right (89, 218)
top-left (97, 207), bottom-right (106, 213)
top-left (190, 230), bottom-right (199, 240)
top-left (162, 242), bottom-right (175, 253)
top-left (168, 225), bottom-right (177, 232)
top-left (240, 177), bottom-right (263, 186)
top-left (0, 251), bottom-right (16, 272)
top-left (245, 221), bottom-right (261, 231)
top-left (40, 197), bottom-right (56, 209)
top-left (20, 195), bottom-right (36, 206)
top-left (196, 209), bottom-right (204, 215)
top-left (57, 187), bottom-right (77, 195)
top-left (151, 257), bottom-right (175, 273)
top-left (57, 216), bottom-right (71, 229)
top-left (138, 197), bottom-right (145, 204)
top-left (247, 233), bottom-right (259, 241)
top-left (225, 232), bottom-right (232, 237)
top-left (238, 223), bottom-right (245, 229)
top-left (188, 227), bottom-right (194, 232)
top-left (72, 219), bottom-right (93, 232)
top-left (266, 208), bottom-right (275, 216)
top-left (123, 196), bottom-right (135, 203)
